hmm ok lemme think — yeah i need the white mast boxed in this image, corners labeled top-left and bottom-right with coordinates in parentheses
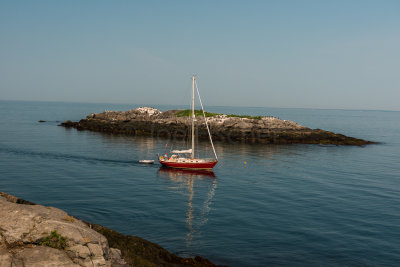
top-left (191, 75), bottom-right (195, 159)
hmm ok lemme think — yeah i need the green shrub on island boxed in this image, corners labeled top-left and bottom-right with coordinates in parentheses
top-left (176, 109), bottom-right (263, 119)
top-left (41, 230), bottom-right (67, 249)
top-left (226, 114), bottom-right (263, 120)
top-left (176, 109), bottom-right (221, 117)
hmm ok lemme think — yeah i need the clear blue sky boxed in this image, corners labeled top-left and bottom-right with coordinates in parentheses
top-left (1, 0), bottom-right (399, 110)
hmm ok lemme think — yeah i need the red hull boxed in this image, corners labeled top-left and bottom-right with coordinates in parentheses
top-left (159, 160), bottom-right (217, 170)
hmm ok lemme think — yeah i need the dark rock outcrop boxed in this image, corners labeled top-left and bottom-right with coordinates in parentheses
top-left (91, 224), bottom-right (226, 267)
top-left (60, 107), bottom-right (374, 146)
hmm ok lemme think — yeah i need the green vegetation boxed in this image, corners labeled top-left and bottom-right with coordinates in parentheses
top-left (176, 109), bottom-right (221, 117)
top-left (41, 230), bottom-right (67, 249)
top-left (226, 114), bottom-right (263, 120)
top-left (175, 109), bottom-right (263, 120)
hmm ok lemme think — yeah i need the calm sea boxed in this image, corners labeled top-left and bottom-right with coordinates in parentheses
top-left (0, 100), bottom-right (399, 266)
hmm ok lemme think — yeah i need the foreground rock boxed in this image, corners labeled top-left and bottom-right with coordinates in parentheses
top-left (60, 107), bottom-right (374, 146)
top-left (0, 192), bottom-right (126, 266)
top-left (0, 192), bottom-right (224, 267)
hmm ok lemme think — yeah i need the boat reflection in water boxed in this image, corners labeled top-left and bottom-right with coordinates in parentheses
top-left (158, 166), bottom-right (216, 178)
top-left (157, 167), bottom-right (217, 249)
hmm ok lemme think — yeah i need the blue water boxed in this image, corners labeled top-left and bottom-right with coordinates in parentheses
top-left (0, 100), bottom-right (399, 266)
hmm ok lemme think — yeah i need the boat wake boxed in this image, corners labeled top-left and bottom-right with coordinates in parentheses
top-left (0, 146), bottom-right (148, 166)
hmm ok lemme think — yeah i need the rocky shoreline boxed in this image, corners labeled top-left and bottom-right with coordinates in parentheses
top-left (60, 107), bottom-right (374, 146)
top-left (0, 192), bottom-right (225, 267)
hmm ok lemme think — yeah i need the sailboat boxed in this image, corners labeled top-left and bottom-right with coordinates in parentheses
top-left (158, 76), bottom-right (218, 170)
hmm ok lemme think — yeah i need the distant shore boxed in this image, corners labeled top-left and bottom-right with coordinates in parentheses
top-left (0, 192), bottom-right (225, 267)
top-left (60, 107), bottom-right (374, 146)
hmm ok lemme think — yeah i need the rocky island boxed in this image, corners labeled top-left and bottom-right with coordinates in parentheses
top-left (0, 192), bottom-right (223, 266)
top-left (60, 107), bottom-right (373, 146)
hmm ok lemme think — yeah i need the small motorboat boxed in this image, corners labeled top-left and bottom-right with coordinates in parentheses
top-left (139, 160), bottom-right (155, 164)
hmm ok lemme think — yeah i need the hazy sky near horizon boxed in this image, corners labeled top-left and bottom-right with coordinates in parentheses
top-left (1, 0), bottom-right (399, 110)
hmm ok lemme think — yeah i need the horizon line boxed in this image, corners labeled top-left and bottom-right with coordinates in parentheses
top-left (0, 98), bottom-right (399, 113)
